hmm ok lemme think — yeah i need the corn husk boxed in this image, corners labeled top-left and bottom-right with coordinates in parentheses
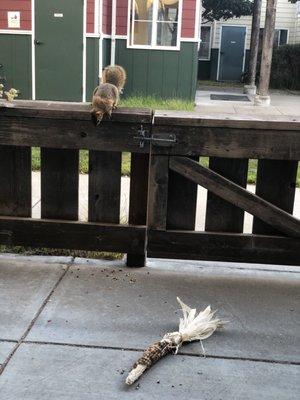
top-left (125, 297), bottom-right (225, 385)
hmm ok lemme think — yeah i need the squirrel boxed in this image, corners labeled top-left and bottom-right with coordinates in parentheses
top-left (91, 65), bottom-right (126, 126)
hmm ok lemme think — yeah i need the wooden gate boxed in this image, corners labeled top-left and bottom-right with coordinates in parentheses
top-left (0, 101), bottom-right (151, 267)
top-left (0, 102), bottom-right (300, 267)
top-left (147, 111), bottom-right (300, 266)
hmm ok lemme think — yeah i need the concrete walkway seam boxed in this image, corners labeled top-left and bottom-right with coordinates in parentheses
top-left (22, 340), bottom-right (300, 367)
top-left (0, 257), bottom-right (75, 376)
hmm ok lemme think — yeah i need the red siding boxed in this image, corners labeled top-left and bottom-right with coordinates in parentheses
top-left (87, 0), bottom-right (94, 33)
top-left (181, 0), bottom-right (196, 38)
top-left (116, 0), bottom-right (127, 36)
top-left (0, 0), bottom-right (31, 30)
top-left (114, 0), bottom-right (197, 39)
top-left (102, 0), bottom-right (111, 35)
top-left (0, 0), bottom-right (197, 38)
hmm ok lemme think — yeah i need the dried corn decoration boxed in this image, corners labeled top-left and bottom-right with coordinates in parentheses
top-left (125, 297), bottom-right (225, 385)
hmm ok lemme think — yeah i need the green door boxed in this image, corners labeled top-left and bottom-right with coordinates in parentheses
top-left (35, 0), bottom-right (83, 101)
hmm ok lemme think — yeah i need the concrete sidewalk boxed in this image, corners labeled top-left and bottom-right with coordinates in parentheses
top-left (195, 88), bottom-right (300, 117)
top-left (31, 172), bottom-right (300, 233)
top-left (0, 254), bottom-right (299, 399)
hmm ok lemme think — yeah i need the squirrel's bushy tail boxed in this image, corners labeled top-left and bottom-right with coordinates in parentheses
top-left (102, 65), bottom-right (126, 92)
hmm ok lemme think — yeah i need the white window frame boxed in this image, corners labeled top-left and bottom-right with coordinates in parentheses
top-left (275, 28), bottom-right (289, 46)
top-left (127, 0), bottom-right (182, 51)
top-left (198, 25), bottom-right (212, 61)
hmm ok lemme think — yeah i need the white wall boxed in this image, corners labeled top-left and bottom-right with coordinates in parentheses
top-left (208, 0), bottom-right (299, 49)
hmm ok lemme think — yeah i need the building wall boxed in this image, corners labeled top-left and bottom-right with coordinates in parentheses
top-left (0, 33), bottom-right (32, 98)
top-left (103, 0), bottom-right (112, 35)
top-left (116, 0), bottom-right (127, 36)
top-left (198, 0), bottom-right (299, 81)
top-left (87, 0), bottom-right (95, 33)
top-left (0, 0), bottom-right (31, 30)
top-left (0, 0), bottom-right (95, 33)
top-left (86, 37), bottom-right (99, 100)
top-left (113, 0), bottom-right (199, 99)
top-left (211, 0), bottom-right (299, 49)
top-left (296, 13), bottom-right (300, 43)
top-left (181, 0), bottom-right (197, 38)
top-left (115, 39), bottom-right (198, 100)
top-left (0, 1), bottom-right (200, 100)
top-left (115, 0), bottom-right (199, 38)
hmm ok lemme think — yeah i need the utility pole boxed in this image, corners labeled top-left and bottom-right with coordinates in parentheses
top-left (254, 0), bottom-right (278, 106)
top-left (244, 0), bottom-right (262, 95)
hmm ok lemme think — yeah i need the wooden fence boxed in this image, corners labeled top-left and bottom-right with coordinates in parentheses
top-left (0, 101), bottom-right (300, 267)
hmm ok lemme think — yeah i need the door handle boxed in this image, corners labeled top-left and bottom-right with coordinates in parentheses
top-left (34, 40), bottom-right (44, 45)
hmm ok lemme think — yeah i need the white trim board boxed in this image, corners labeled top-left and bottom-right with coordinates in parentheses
top-left (181, 37), bottom-right (200, 42)
top-left (31, 0), bottom-right (35, 100)
top-left (86, 33), bottom-right (100, 38)
top-left (99, 0), bottom-right (103, 79)
top-left (83, 0), bottom-right (87, 101)
top-left (94, 0), bottom-right (99, 35)
top-left (194, 0), bottom-right (201, 40)
top-left (118, 37), bottom-right (200, 42)
top-left (0, 29), bottom-right (32, 35)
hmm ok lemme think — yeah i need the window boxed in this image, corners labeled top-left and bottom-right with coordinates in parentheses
top-left (273, 29), bottom-right (288, 47)
top-left (129, 0), bottom-right (180, 49)
top-left (198, 26), bottom-right (211, 60)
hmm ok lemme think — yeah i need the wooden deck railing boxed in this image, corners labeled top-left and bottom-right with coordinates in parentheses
top-left (0, 101), bottom-right (299, 266)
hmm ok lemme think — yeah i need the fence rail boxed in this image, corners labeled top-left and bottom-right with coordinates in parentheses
top-left (0, 100), bottom-right (299, 267)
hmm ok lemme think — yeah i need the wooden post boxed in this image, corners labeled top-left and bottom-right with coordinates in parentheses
top-left (244, 0), bottom-right (262, 95)
top-left (254, 0), bottom-right (278, 106)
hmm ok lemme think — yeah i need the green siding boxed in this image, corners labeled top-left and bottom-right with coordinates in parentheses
top-left (102, 38), bottom-right (111, 69)
top-left (0, 34), bottom-right (32, 99)
top-left (115, 40), bottom-right (198, 100)
top-left (86, 38), bottom-right (99, 102)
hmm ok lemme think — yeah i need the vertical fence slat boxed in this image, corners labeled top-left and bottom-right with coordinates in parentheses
top-left (147, 154), bottom-right (169, 230)
top-left (41, 148), bottom-right (79, 220)
top-left (88, 151), bottom-right (121, 223)
top-left (205, 158), bottom-right (249, 232)
top-left (167, 156), bottom-right (199, 230)
top-left (0, 145), bottom-right (31, 217)
top-left (127, 153), bottom-right (149, 267)
top-left (253, 160), bottom-right (298, 235)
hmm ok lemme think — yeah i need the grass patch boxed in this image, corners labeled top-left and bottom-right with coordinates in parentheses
top-left (120, 95), bottom-right (195, 111)
top-left (198, 80), bottom-right (243, 88)
top-left (200, 158), bottom-right (300, 187)
top-left (32, 148), bottom-right (131, 176)
top-left (0, 245), bottom-right (123, 260)
top-left (33, 151), bottom-right (300, 187)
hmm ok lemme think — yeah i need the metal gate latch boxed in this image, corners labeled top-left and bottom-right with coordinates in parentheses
top-left (134, 125), bottom-right (176, 148)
